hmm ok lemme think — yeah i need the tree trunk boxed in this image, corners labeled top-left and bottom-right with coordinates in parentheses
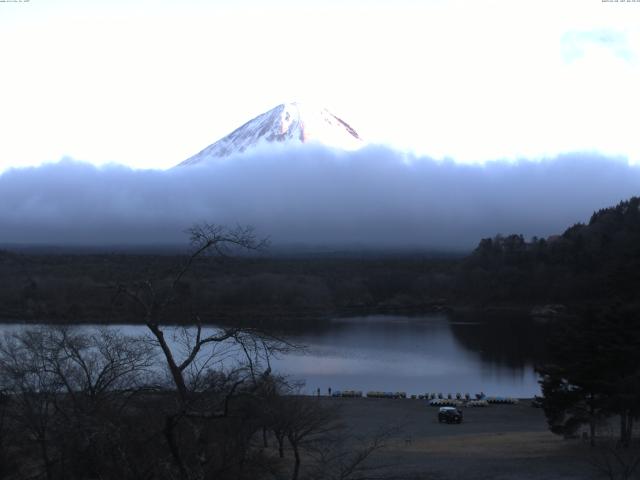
top-left (164, 415), bottom-right (190, 479)
top-left (277, 435), bottom-right (284, 458)
top-left (39, 438), bottom-right (53, 480)
top-left (620, 410), bottom-right (632, 448)
top-left (589, 400), bottom-right (596, 447)
top-left (147, 324), bottom-right (189, 402)
top-left (291, 441), bottom-right (300, 480)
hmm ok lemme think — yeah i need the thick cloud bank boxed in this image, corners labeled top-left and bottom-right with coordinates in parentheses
top-left (1, 146), bottom-right (639, 250)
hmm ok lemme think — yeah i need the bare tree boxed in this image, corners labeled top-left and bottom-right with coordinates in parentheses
top-left (0, 328), bottom-right (65, 480)
top-left (307, 427), bottom-right (399, 480)
top-left (116, 224), bottom-right (273, 402)
top-left (265, 393), bottom-right (400, 480)
top-left (0, 388), bottom-right (17, 479)
top-left (0, 326), bottom-right (157, 480)
top-left (281, 396), bottom-right (342, 480)
top-left (114, 224), bottom-right (298, 479)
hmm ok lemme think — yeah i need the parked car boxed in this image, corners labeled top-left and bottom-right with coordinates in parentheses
top-left (530, 396), bottom-right (543, 408)
top-left (438, 406), bottom-right (463, 424)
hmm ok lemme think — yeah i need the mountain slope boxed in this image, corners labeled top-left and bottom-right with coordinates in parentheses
top-left (461, 196), bottom-right (640, 304)
top-left (177, 102), bottom-right (363, 166)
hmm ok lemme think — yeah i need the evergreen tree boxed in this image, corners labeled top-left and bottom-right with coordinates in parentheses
top-left (537, 306), bottom-right (640, 446)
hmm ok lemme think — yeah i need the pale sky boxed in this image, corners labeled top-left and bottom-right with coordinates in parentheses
top-left (1, 0), bottom-right (639, 172)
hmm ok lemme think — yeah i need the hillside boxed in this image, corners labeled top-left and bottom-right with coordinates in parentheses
top-left (460, 196), bottom-right (640, 305)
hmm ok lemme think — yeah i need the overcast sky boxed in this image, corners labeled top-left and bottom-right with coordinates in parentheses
top-left (1, 0), bottom-right (640, 171)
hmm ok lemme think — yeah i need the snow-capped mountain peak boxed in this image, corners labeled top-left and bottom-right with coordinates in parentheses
top-left (177, 102), bottom-right (363, 166)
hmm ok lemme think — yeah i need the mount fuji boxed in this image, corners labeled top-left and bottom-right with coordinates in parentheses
top-left (177, 102), bottom-right (363, 167)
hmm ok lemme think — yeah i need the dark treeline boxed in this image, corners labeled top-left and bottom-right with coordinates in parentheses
top-left (0, 250), bottom-right (459, 329)
top-left (2, 197), bottom-right (640, 329)
top-left (460, 196), bottom-right (640, 306)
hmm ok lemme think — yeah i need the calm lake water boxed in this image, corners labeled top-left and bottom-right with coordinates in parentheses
top-left (0, 313), bottom-right (544, 397)
top-left (271, 313), bottom-right (543, 397)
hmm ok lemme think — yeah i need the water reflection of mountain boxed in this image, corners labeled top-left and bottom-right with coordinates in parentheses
top-left (448, 311), bottom-right (547, 370)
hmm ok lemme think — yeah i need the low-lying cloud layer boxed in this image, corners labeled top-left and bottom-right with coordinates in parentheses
top-left (1, 145), bottom-right (639, 250)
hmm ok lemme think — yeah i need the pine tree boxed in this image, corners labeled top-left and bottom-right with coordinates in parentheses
top-left (537, 306), bottom-right (640, 446)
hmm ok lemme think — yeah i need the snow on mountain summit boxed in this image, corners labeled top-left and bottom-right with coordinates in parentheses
top-left (177, 103), bottom-right (363, 166)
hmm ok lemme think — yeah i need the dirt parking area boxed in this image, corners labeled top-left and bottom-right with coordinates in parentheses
top-left (327, 397), bottom-right (602, 479)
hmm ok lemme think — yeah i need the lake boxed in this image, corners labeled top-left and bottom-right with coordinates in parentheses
top-left (0, 312), bottom-right (544, 397)
top-left (271, 313), bottom-right (543, 397)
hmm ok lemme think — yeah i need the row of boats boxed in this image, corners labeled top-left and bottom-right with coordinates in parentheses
top-left (428, 397), bottom-right (519, 406)
top-left (330, 390), bottom-right (520, 405)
